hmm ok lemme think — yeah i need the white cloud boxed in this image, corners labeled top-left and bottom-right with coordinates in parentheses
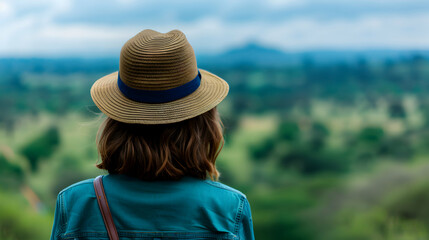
top-left (267, 14), bottom-right (429, 50)
top-left (0, 2), bottom-right (14, 18)
top-left (265, 0), bottom-right (307, 9)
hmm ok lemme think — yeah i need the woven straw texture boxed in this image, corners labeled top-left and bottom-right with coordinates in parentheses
top-left (90, 29), bottom-right (229, 124)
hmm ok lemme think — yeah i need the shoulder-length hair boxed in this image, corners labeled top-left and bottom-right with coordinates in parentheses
top-left (96, 107), bottom-right (223, 181)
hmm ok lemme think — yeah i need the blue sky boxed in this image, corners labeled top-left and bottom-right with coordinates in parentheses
top-left (0, 0), bottom-right (428, 57)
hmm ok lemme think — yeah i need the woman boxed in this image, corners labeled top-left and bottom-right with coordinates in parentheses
top-left (50, 29), bottom-right (255, 240)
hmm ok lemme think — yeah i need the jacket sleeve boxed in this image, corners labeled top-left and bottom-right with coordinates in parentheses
top-left (50, 192), bottom-right (66, 240)
top-left (239, 197), bottom-right (255, 240)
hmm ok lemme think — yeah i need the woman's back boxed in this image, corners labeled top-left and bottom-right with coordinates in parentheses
top-left (50, 29), bottom-right (254, 240)
top-left (51, 175), bottom-right (253, 240)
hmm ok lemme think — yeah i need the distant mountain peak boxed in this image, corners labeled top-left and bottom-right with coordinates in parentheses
top-left (223, 42), bottom-right (286, 56)
top-left (197, 43), bottom-right (429, 68)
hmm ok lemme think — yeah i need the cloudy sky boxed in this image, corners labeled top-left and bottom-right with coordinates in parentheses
top-left (0, 0), bottom-right (428, 57)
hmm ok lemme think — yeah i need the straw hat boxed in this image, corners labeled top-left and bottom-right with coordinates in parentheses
top-left (90, 29), bottom-right (229, 124)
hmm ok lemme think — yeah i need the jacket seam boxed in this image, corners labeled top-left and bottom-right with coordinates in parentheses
top-left (233, 196), bottom-right (245, 235)
top-left (56, 192), bottom-right (67, 239)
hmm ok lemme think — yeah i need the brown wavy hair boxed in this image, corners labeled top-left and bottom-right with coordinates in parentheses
top-left (96, 108), bottom-right (223, 181)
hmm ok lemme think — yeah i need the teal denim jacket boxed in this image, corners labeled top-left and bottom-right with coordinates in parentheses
top-left (50, 174), bottom-right (255, 240)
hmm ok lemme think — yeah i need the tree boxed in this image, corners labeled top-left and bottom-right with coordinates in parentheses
top-left (21, 126), bottom-right (60, 171)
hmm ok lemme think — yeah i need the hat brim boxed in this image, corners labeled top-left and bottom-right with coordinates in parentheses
top-left (90, 69), bottom-right (229, 124)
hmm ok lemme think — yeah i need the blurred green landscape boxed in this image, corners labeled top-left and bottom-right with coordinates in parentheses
top-left (1, 51), bottom-right (429, 239)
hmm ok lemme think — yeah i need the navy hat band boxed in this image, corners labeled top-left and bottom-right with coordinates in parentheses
top-left (117, 71), bottom-right (201, 104)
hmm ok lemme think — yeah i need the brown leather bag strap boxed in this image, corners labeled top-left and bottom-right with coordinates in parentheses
top-left (94, 175), bottom-right (119, 240)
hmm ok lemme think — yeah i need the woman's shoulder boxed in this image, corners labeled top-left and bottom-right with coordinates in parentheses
top-left (201, 179), bottom-right (247, 199)
top-left (57, 178), bottom-right (95, 197)
top-left (178, 178), bottom-right (249, 213)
